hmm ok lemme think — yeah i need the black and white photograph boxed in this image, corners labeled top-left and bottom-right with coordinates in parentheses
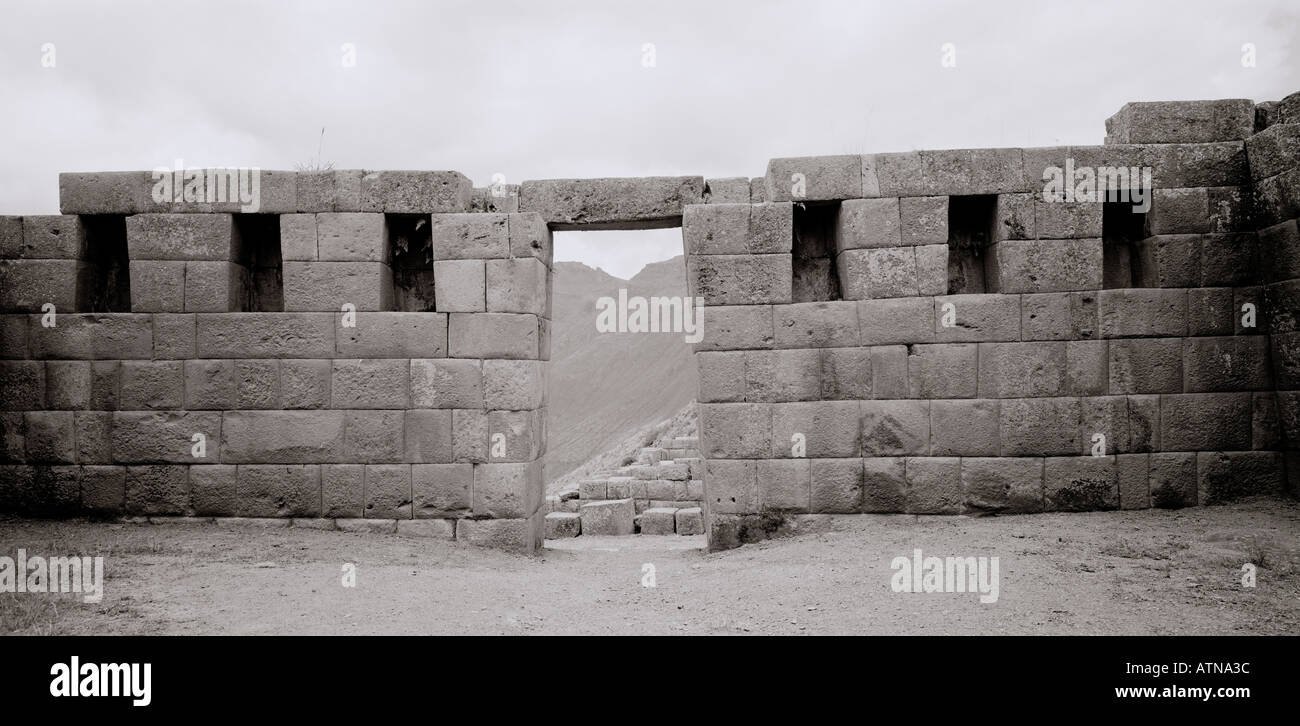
top-left (0, 0), bottom-right (1295, 708)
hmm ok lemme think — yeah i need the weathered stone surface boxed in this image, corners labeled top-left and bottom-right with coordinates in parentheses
top-left (990, 239), bottom-right (1102, 293)
top-left (977, 342), bottom-right (1066, 397)
top-left (520, 177), bottom-right (703, 229)
top-left (1197, 451), bottom-right (1284, 504)
top-left (903, 457), bottom-right (963, 514)
top-left (932, 295), bottom-right (1020, 342)
top-left (1105, 99), bottom-right (1255, 144)
top-left (360, 170), bottom-right (471, 213)
top-left (860, 400), bottom-right (929, 455)
top-left (694, 304), bottom-right (773, 351)
top-left (545, 511), bottom-right (581, 538)
top-left (448, 313), bottom-right (539, 359)
top-left (1044, 456), bottom-right (1118, 511)
top-left (1160, 392), bottom-right (1252, 450)
top-left (126, 214), bottom-right (237, 260)
top-left (962, 457), bottom-right (1044, 513)
top-left (197, 313), bottom-right (334, 358)
top-left (909, 344), bottom-right (978, 398)
top-left (1098, 289), bottom-right (1187, 338)
top-left (580, 498), bottom-right (635, 535)
top-left (688, 254), bottom-right (792, 305)
top-left (334, 312), bottom-right (447, 358)
top-left (1182, 336), bottom-right (1273, 392)
top-left (765, 155), bottom-right (862, 202)
top-left (283, 261), bottom-right (393, 311)
top-left (1000, 397), bottom-right (1082, 455)
top-left (219, 410), bottom-right (345, 463)
top-left (931, 399), bottom-right (1000, 456)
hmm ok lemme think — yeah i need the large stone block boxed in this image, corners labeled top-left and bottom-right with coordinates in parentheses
top-left (908, 343), bottom-right (978, 397)
top-left (1258, 220), bottom-right (1300, 284)
top-left (1146, 141), bottom-right (1249, 188)
top-left (1160, 392), bottom-right (1252, 450)
top-left (282, 261), bottom-right (393, 311)
top-left (412, 462), bottom-right (472, 518)
top-left (0, 259), bottom-right (89, 312)
top-left (1197, 451), bottom-right (1284, 504)
top-left (24, 412), bottom-right (76, 462)
top-left (124, 465), bottom-right (191, 515)
top-left (112, 411), bottom-right (222, 463)
top-left (1107, 338), bottom-right (1182, 394)
top-left (579, 498), bottom-right (635, 535)
top-left (1247, 122), bottom-right (1300, 180)
top-left (334, 312), bottom-right (447, 358)
top-left (1098, 289), bottom-right (1187, 338)
top-left (235, 464), bottom-right (321, 518)
top-left (860, 457), bottom-right (906, 512)
top-left (1105, 99), bottom-right (1255, 144)
top-left (809, 458), bottom-right (863, 513)
top-left (344, 410), bottom-right (405, 462)
top-left (482, 359), bottom-right (545, 410)
top-left (314, 213), bottom-right (389, 262)
top-left (743, 349), bottom-right (820, 402)
top-left (932, 294), bottom-right (1020, 342)
top-left (836, 198), bottom-right (901, 250)
top-left (1000, 397), bottom-right (1081, 455)
top-left (43, 361), bottom-right (90, 410)
top-left (1182, 336), bottom-right (1273, 392)
top-left (183, 261), bottom-right (246, 312)
top-left (295, 169), bottom-right (363, 213)
top-left (219, 410), bottom-right (345, 463)
top-left (989, 238), bottom-right (1102, 293)
top-left (359, 171), bottom-right (471, 213)
top-left (1134, 235), bottom-right (1201, 288)
top-left (688, 254), bottom-right (792, 305)
top-left (697, 350), bottom-right (746, 403)
top-left (756, 459), bottom-right (810, 512)
top-left (705, 459), bottom-right (757, 514)
top-left (331, 359), bottom-right (409, 408)
top-left (473, 461), bottom-right (542, 519)
top-left (694, 304), bottom-right (773, 351)
top-left (903, 456), bottom-right (963, 514)
top-left (899, 196), bottom-right (948, 246)
top-left (1149, 452), bottom-right (1197, 507)
top-left (977, 341), bottom-right (1066, 397)
top-left (507, 213), bottom-right (552, 266)
top-left (764, 155), bottom-right (862, 202)
top-left (9, 215), bottom-right (86, 258)
top-left (125, 214), bottom-right (237, 260)
top-left (837, 247), bottom-right (917, 299)
top-left (433, 259), bottom-right (485, 312)
top-left (818, 347), bottom-right (872, 400)
top-left (119, 361), bottom-right (184, 410)
top-left (27, 314), bottom-right (152, 360)
top-left (197, 313), bottom-right (334, 358)
top-left (1034, 201), bottom-right (1102, 239)
top-left (773, 301), bottom-right (859, 348)
top-left (860, 400), bottom-right (929, 455)
top-left (930, 399), bottom-right (999, 456)
top-left (363, 463), bottom-right (412, 518)
top-left (404, 410), bottom-right (454, 464)
top-left (59, 171), bottom-right (171, 214)
top-left (699, 402), bottom-right (771, 458)
top-left (520, 176), bottom-right (704, 229)
top-left (961, 457), bottom-right (1044, 513)
top-left (1044, 456), bottom-right (1118, 511)
top-left (769, 401), bottom-right (860, 458)
top-left (486, 258), bottom-right (548, 315)
top-left (448, 313), bottom-right (539, 359)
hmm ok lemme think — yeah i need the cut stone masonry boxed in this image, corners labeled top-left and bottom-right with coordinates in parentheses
top-left (2, 92), bottom-right (1298, 552)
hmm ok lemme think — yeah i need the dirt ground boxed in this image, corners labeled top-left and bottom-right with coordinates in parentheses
top-left (2, 499), bottom-right (1298, 635)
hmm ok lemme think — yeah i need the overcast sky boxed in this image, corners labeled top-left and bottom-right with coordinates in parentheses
top-left (1, 0), bottom-right (1296, 278)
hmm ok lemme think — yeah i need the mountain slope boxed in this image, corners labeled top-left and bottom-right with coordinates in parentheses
top-left (544, 256), bottom-right (699, 484)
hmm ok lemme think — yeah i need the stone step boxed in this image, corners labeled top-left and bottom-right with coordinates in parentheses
top-left (671, 437), bottom-right (699, 449)
top-left (663, 447), bottom-right (699, 460)
top-left (638, 507), bottom-right (678, 535)
top-left (544, 511), bottom-right (581, 538)
top-left (579, 498), bottom-right (635, 536)
top-left (636, 447), bottom-right (665, 465)
top-left (634, 498), bottom-right (702, 513)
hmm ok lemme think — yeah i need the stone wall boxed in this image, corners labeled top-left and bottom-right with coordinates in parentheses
top-left (687, 95), bottom-right (1299, 550)
top-left (1, 93), bottom-right (1297, 552)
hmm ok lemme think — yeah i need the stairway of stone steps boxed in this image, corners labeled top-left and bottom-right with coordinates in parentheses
top-left (545, 436), bottom-right (703, 539)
